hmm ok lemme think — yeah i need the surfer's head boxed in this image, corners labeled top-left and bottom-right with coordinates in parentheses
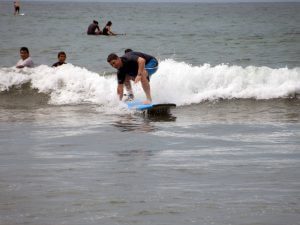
top-left (107, 53), bottom-right (122, 69)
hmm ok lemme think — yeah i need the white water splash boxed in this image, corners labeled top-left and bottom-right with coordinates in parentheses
top-left (0, 60), bottom-right (299, 107)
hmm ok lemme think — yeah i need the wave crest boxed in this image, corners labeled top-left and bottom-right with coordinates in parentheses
top-left (0, 61), bottom-right (299, 106)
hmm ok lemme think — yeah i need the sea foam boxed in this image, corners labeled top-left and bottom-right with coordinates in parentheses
top-left (0, 60), bottom-right (299, 106)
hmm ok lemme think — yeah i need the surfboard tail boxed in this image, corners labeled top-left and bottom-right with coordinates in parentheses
top-left (146, 104), bottom-right (176, 115)
top-left (126, 101), bottom-right (176, 115)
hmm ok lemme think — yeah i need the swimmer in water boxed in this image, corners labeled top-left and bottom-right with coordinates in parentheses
top-left (16, 47), bottom-right (34, 68)
top-left (52, 51), bottom-right (67, 67)
top-left (87, 20), bottom-right (102, 35)
top-left (102, 21), bottom-right (116, 36)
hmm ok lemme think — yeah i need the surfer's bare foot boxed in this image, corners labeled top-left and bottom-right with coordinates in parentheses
top-left (143, 100), bottom-right (152, 104)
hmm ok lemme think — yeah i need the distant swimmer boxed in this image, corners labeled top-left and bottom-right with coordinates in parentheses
top-left (102, 21), bottom-right (116, 36)
top-left (52, 51), bottom-right (67, 67)
top-left (87, 20), bottom-right (102, 35)
top-left (107, 51), bottom-right (159, 104)
top-left (14, 0), bottom-right (20, 15)
top-left (16, 47), bottom-right (34, 68)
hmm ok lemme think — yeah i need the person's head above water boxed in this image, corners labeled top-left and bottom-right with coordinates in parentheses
top-left (20, 47), bottom-right (30, 60)
top-left (106, 21), bottom-right (112, 26)
top-left (57, 51), bottom-right (66, 63)
top-left (93, 20), bottom-right (98, 25)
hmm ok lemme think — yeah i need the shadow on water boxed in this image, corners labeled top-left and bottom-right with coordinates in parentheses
top-left (112, 112), bottom-right (176, 133)
top-left (112, 114), bottom-right (156, 133)
top-left (143, 112), bottom-right (177, 122)
top-left (115, 148), bottom-right (155, 163)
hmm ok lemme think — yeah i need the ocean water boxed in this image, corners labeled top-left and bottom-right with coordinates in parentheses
top-left (0, 1), bottom-right (300, 225)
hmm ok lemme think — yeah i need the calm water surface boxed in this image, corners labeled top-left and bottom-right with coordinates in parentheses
top-left (1, 99), bottom-right (300, 225)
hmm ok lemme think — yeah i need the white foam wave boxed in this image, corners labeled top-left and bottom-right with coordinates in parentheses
top-left (152, 59), bottom-right (300, 105)
top-left (0, 64), bottom-right (120, 106)
top-left (0, 60), bottom-right (299, 107)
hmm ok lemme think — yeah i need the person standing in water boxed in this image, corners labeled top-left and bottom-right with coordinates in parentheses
top-left (14, 1), bottom-right (20, 15)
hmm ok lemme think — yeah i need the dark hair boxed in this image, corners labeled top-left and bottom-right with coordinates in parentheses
top-left (106, 21), bottom-right (112, 26)
top-left (58, 51), bottom-right (66, 57)
top-left (124, 49), bottom-right (133, 53)
top-left (107, 53), bottom-right (118, 62)
top-left (20, 47), bottom-right (29, 53)
top-left (93, 20), bottom-right (98, 25)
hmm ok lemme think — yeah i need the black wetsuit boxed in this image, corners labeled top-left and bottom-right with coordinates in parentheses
top-left (52, 62), bottom-right (66, 67)
top-left (87, 23), bottom-right (100, 35)
top-left (117, 52), bottom-right (156, 84)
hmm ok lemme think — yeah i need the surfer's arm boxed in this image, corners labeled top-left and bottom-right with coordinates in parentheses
top-left (117, 84), bottom-right (124, 100)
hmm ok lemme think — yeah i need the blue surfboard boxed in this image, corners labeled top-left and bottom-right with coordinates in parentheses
top-left (126, 100), bottom-right (176, 114)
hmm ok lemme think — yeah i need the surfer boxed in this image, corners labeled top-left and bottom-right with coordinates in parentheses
top-left (14, 1), bottom-right (20, 15)
top-left (87, 20), bottom-right (102, 35)
top-left (16, 47), bottom-right (34, 68)
top-left (102, 21), bottom-right (116, 36)
top-left (52, 51), bottom-right (67, 67)
top-left (107, 51), bottom-right (159, 104)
